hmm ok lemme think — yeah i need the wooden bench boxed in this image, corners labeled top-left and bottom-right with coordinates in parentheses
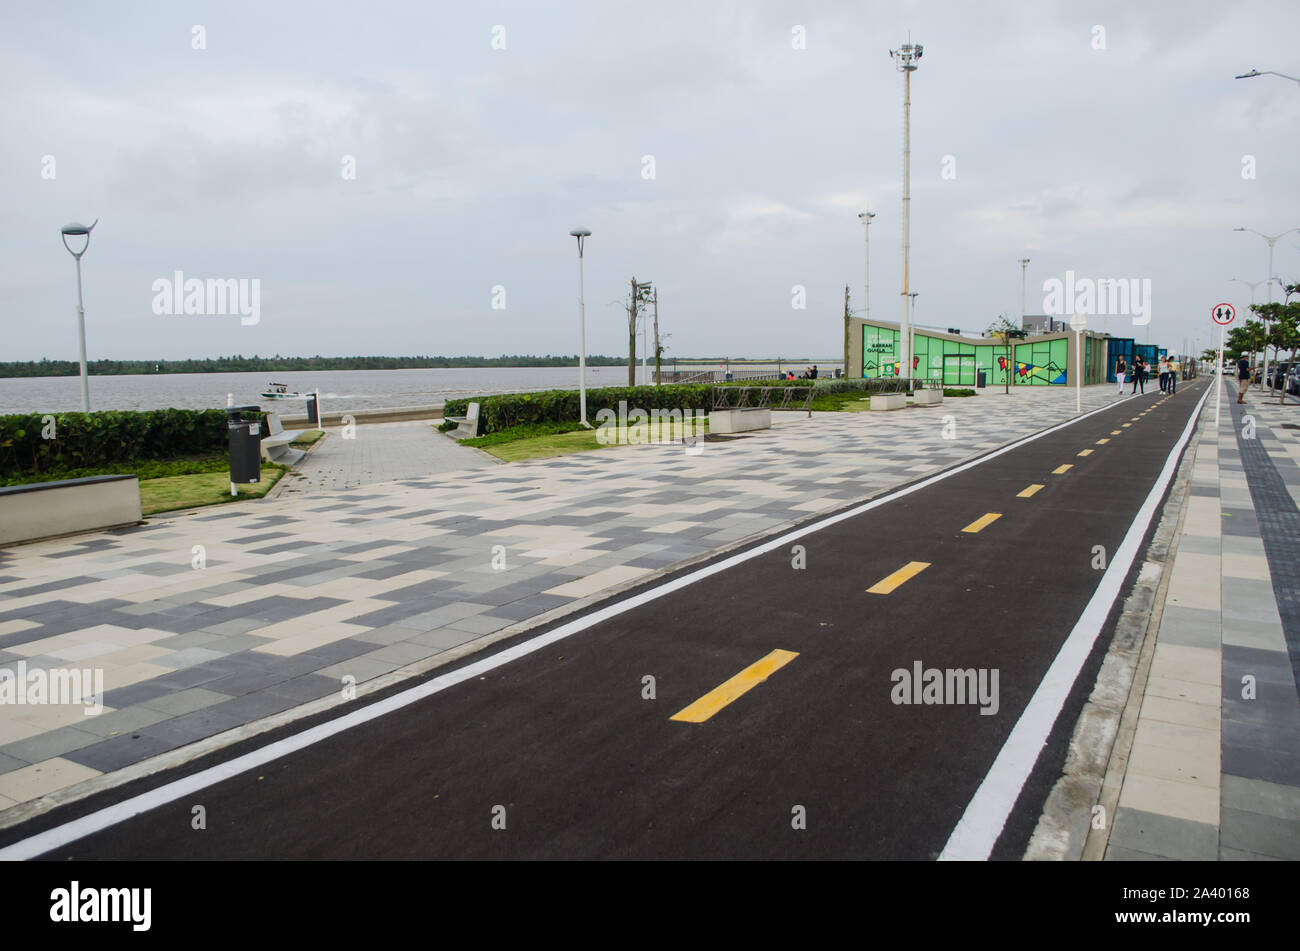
top-left (446, 402), bottom-right (481, 438)
top-left (0, 475), bottom-right (141, 546)
top-left (261, 413), bottom-right (305, 460)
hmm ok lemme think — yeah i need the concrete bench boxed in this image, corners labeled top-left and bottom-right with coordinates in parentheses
top-left (709, 407), bottom-right (771, 433)
top-left (870, 393), bottom-right (907, 411)
top-left (446, 402), bottom-right (481, 438)
top-left (911, 388), bottom-right (944, 406)
top-left (0, 475), bottom-right (141, 546)
top-left (261, 412), bottom-right (305, 461)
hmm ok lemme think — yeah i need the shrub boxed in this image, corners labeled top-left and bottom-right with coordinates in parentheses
top-left (444, 384), bottom-right (713, 435)
top-left (0, 409), bottom-right (231, 478)
top-left (943, 388), bottom-right (977, 397)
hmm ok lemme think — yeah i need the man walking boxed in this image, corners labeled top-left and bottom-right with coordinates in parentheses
top-left (1169, 357), bottom-right (1178, 394)
top-left (1237, 354), bottom-right (1252, 404)
top-left (1131, 356), bottom-right (1145, 394)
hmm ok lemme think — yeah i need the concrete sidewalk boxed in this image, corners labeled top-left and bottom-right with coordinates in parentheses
top-left (0, 385), bottom-right (1153, 823)
top-left (1101, 378), bottom-right (1300, 860)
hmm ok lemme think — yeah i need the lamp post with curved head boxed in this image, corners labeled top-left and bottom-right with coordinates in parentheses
top-left (1235, 68), bottom-right (1300, 86)
top-left (570, 228), bottom-right (592, 427)
top-left (61, 219), bottom-right (98, 412)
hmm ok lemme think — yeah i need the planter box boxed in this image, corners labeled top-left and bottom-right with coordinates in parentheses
top-left (870, 393), bottom-right (907, 411)
top-left (709, 408), bottom-right (771, 433)
top-left (912, 388), bottom-right (944, 406)
top-left (0, 475), bottom-right (142, 546)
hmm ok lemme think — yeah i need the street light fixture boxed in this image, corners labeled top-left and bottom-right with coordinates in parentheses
top-left (1018, 258), bottom-right (1030, 330)
top-left (61, 219), bottom-right (98, 412)
top-left (569, 228), bottom-right (592, 427)
top-left (1235, 68), bottom-right (1300, 85)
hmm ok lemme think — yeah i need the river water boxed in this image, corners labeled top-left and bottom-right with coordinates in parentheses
top-left (0, 362), bottom-right (832, 415)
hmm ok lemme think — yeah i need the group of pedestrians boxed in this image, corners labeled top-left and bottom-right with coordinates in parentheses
top-left (1114, 355), bottom-right (1179, 396)
top-left (1158, 357), bottom-right (1178, 394)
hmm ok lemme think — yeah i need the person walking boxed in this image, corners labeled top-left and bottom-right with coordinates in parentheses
top-left (1116, 356), bottom-right (1127, 395)
top-left (1169, 358), bottom-right (1178, 394)
top-left (1131, 356), bottom-right (1145, 394)
top-left (1237, 354), bottom-right (1252, 404)
top-left (1160, 357), bottom-right (1171, 392)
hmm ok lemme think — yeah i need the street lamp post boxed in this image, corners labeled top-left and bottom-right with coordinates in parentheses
top-left (570, 228), bottom-right (592, 427)
top-left (857, 211), bottom-right (875, 378)
top-left (891, 39), bottom-right (922, 390)
top-left (60, 220), bottom-right (98, 412)
top-left (1019, 258), bottom-right (1030, 330)
top-left (1234, 227), bottom-right (1300, 392)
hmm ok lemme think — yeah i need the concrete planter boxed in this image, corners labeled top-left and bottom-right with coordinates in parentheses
top-left (912, 388), bottom-right (944, 406)
top-left (869, 393), bottom-right (907, 411)
top-left (709, 408), bottom-right (771, 433)
top-left (0, 475), bottom-right (142, 546)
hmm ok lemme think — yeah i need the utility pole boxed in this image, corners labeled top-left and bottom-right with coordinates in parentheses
top-left (627, 277), bottom-right (639, 386)
top-left (843, 285), bottom-right (851, 377)
top-left (652, 288), bottom-right (661, 386)
top-left (891, 40), bottom-right (922, 388)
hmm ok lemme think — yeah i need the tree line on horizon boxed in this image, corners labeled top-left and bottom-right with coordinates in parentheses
top-left (0, 354), bottom-right (634, 377)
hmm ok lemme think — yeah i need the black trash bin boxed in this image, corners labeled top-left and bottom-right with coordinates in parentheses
top-left (305, 392), bottom-right (321, 427)
top-left (976, 370), bottom-right (987, 389)
top-left (226, 405), bottom-right (261, 485)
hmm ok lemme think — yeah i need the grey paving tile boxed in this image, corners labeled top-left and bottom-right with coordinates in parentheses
top-left (137, 708), bottom-right (246, 747)
top-left (138, 687), bottom-right (235, 716)
top-left (261, 674), bottom-right (339, 703)
top-left (77, 705), bottom-right (172, 738)
top-left (1221, 774), bottom-right (1300, 822)
top-left (1219, 807), bottom-right (1300, 860)
top-left (63, 732), bottom-right (177, 772)
top-left (0, 750), bottom-right (29, 775)
top-left (0, 726), bottom-right (104, 763)
top-left (207, 691), bottom-right (303, 722)
top-left (1108, 806), bottom-right (1218, 861)
top-left (1222, 742), bottom-right (1300, 787)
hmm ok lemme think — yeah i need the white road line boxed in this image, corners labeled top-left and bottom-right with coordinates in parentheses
top-left (0, 395), bottom-right (1141, 861)
top-left (939, 382), bottom-right (1212, 861)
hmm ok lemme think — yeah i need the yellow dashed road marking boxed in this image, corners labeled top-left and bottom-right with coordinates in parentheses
top-left (962, 512), bottom-right (1002, 533)
top-left (867, 561), bottom-right (931, 594)
top-left (670, 650), bottom-right (799, 723)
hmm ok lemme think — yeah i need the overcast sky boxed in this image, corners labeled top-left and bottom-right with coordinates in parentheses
top-left (3, 0), bottom-right (1298, 364)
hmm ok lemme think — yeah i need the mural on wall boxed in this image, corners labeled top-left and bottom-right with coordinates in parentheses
top-left (862, 325), bottom-right (1071, 385)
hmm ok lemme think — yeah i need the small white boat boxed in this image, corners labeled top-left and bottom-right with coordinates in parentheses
top-left (260, 382), bottom-right (304, 400)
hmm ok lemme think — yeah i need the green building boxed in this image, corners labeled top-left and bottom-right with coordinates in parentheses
top-left (848, 318), bottom-right (1113, 387)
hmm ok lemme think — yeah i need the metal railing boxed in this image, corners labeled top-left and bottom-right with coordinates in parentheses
top-left (711, 385), bottom-right (816, 417)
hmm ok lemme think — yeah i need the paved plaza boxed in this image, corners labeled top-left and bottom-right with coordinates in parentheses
top-left (0, 386), bottom-right (1130, 818)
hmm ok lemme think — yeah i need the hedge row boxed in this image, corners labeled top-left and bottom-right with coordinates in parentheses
top-left (0, 409), bottom-right (232, 477)
top-left (444, 384), bottom-right (713, 435)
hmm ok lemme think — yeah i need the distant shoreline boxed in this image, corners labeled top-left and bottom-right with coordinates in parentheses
top-left (0, 356), bottom-right (839, 379)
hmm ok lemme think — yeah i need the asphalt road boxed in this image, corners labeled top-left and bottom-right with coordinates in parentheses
top-left (8, 380), bottom-right (1208, 860)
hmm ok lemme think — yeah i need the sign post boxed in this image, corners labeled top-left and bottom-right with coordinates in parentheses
top-left (1211, 302), bottom-right (1236, 426)
top-left (1070, 313), bottom-right (1087, 414)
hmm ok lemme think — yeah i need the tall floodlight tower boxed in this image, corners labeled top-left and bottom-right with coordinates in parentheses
top-left (890, 40), bottom-right (922, 385)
